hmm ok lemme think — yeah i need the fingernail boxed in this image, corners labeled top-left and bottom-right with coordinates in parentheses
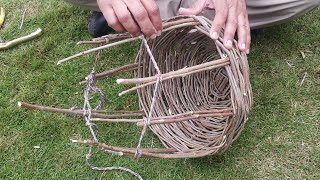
top-left (178, 8), bottom-right (185, 15)
top-left (241, 43), bottom-right (246, 50)
top-left (211, 32), bottom-right (218, 39)
top-left (151, 34), bottom-right (157, 39)
top-left (246, 49), bottom-right (250, 54)
top-left (157, 31), bottom-right (161, 36)
top-left (226, 40), bottom-right (232, 47)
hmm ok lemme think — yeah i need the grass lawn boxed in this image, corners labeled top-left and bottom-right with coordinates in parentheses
top-left (1, 1), bottom-right (319, 179)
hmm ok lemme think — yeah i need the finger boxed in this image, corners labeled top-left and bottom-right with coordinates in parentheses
top-left (123, 0), bottom-right (157, 38)
top-left (237, 0), bottom-right (250, 54)
top-left (112, 1), bottom-right (140, 36)
top-left (140, 0), bottom-right (162, 34)
top-left (237, 14), bottom-right (247, 52)
top-left (178, 0), bottom-right (207, 15)
top-left (245, 15), bottom-right (251, 54)
top-left (99, 5), bottom-right (125, 32)
top-left (209, 1), bottom-right (228, 40)
top-left (223, 3), bottom-right (238, 49)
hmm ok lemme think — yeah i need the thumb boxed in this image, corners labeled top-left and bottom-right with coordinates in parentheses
top-left (178, 0), bottom-right (207, 15)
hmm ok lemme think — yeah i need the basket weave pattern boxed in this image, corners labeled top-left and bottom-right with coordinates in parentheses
top-left (135, 16), bottom-right (252, 157)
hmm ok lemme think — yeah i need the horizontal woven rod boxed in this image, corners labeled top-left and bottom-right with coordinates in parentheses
top-left (18, 102), bottom-right (233, 126)
top-left (95, 63), bottom-right (140, 79)
top-left (118, 61), bottom-right (230, 96)
top-left (71, 139), bottom-right (177, 156)
top-left (126, 147), bottom-right (176, 153)
top-left (72, 139), bottom-right (226, 159)
top-left (90, 118), bottom-right (143, 123)
top-left (162, 22), bottom-right (200, 33)
top-left (90, 109), bottom-right (232, 124)
top-left (117, 57), bottom-right (229, 85)
top-left (79, 19), bottom-right (196, 45)
top-left (92, 32), bottom-right (131, 42)
top-left (153, 108), bottom-right (233, 119)
top-left (163, 18), bottom-right (195, 28)
top-left (78, 33), bottom-right (132, 45)
top-left (80, 63), bottom-right (140, 84)
top-left (17, 102), bottom-right (142, 119)
top-left (59, 21), bottom-right (200, 65)
top-left (93, 109), bottom-right (144, 113)
top-left (57, 36), bottom-right (141, 65)
top-left (136, 112), bottom-right (233, 127)
top-left (76, 40), bottom-right (107, 45)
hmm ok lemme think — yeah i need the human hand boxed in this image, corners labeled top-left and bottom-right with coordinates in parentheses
top-left (179, 0), bottom-right (251, 54)
top-left (97, 0), bottom-right (162, 38)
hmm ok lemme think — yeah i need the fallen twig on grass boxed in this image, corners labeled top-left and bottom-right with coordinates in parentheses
top-left (0, 28), bottom-right (42, 50)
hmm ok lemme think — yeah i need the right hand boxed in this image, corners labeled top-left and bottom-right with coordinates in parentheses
top-left (97, 0), bottom-right (162, 38)
top-left (179, 0), bottom-right (251, 54)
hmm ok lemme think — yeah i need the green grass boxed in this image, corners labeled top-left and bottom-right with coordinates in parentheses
top-left (1, 1), bottom-right (319, 179)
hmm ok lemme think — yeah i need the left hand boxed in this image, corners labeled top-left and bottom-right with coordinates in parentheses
top-left (179, 0), bottom-right (250, 54)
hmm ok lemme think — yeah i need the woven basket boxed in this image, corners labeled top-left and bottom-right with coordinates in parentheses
top-left (131, 16), bottom-right (252, 158)
top-left (20, 16), bottom-right (252, 159)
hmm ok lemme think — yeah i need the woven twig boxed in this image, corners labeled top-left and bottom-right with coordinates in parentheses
top-left (19, 16), bottom-right (253, 178)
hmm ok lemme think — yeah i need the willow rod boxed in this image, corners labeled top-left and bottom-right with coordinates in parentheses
top-left (90, 109), bottom-right (233, 126)
top-left (71, 139), bottom-right (226, 159)
top-left (118, 61), bottom-right (230, 96)
top-left (80, 63), bottom-right (140, 84)
top-left (136, 112), bottom-right (233, 127)
top-left (57, 36), bottom-right (141, 65)
top-left (117, 57), bottom-right (229, 85)
top-left (18, 102), bottom-right (143, 119)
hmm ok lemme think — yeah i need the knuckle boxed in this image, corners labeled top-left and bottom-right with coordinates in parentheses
top-left (149, 6), bottom-right (160, 16)
top-left (224, 32), bottom-right (234, 39)
top-left (242, 23), bottom-right (249, 28)
top-left (134, 10), bottom-right (148, 22)
top-left (213, 16), bottom-right (227, 27)
top-left (128, 27), bottom-right (139, 34)
top-left (141, 28), bottom-right (154, 36)
top-left (118, 14), bottom-right (131, 23)
top-left (213, 22), bottom-right (224, 30)
top-left (228, 18), bottom-right (238, 27)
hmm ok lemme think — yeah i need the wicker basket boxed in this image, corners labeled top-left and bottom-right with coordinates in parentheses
top-left (131, 16), bottom-right (253, 158)
top-left (19, 16), bottom-right (252, 159)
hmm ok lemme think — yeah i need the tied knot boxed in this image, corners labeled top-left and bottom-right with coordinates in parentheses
top-left (85, 152), bottom-right (92, 160)
top-left (83, 109), bottom-right (89, 116)
top-left (156, 73), bottom-right (163, 81)
top-left (134, 149), bottom-right (142, 159)
top-left (143, 117), bottom-right (151, 127)
top-left (85, 122), bottom-right (96, 128)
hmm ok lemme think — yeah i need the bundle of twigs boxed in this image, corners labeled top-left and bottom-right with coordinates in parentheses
top-left (19, 16), bottom-right (252, 159)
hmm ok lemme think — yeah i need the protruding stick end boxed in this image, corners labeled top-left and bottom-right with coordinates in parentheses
top-left (70, 139), bottom-right (78, 143)
top-left (116, 79), bottom-right (123, 84)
